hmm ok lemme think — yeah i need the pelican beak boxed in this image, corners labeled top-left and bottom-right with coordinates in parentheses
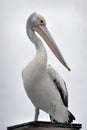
top-left (33, 25), bottom-right (71, 71)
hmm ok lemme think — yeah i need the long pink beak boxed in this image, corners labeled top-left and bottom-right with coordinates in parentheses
top-left (33, 25), bottom-right (71, 71)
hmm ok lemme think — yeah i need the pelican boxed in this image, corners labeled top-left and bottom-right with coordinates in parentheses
top-left (22, 12), bottom-right (75, 123)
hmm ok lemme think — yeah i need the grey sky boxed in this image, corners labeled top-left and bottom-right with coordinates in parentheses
top-left (0, 0), bottom-right (87, 130)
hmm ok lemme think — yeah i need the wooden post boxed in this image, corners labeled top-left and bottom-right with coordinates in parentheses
top-left (7, 121), bottom-right (82, 130)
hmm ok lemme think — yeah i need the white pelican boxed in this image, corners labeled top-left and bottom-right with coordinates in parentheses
top-left (22, 12), bottom-right (75, 123)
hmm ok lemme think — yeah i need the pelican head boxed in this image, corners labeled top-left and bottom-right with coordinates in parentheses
top-left (26, 12), bottom-right (70, 71)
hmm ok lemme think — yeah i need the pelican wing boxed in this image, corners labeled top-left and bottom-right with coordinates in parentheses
top-left (47, 65), bottom-right (68, 107)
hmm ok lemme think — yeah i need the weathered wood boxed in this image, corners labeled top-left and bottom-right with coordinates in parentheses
top-left (7, 121), bottom-right (82, 130)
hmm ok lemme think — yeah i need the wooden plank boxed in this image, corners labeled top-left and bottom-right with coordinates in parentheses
top-left (7, 121), bottom-right (82, 130)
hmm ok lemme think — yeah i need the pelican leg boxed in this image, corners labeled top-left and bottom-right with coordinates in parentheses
top-left (34, 107), bottom-right (39, 121)
top-left (51, 104), bottom-right (56, 123)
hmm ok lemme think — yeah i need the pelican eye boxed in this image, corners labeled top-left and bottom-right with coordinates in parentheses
top-left (40, 20), bottom-right (44, 24)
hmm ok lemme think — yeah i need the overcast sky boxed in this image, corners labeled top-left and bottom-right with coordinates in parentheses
top-left (0, 0), bottom-right (87, 130)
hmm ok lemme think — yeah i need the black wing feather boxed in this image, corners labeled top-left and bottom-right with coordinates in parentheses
top-left (53, 78), bottom-right (68, 107)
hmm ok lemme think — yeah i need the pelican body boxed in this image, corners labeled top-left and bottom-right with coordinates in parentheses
top-left (22, 12), bottom-right (75, 123)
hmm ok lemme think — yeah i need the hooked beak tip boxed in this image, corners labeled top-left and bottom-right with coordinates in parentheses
top-left (68, 67), bottom-right (71, 71)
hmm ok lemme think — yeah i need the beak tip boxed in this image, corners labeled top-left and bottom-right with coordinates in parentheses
top-left (68, 67), bottom-right (71, 71)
